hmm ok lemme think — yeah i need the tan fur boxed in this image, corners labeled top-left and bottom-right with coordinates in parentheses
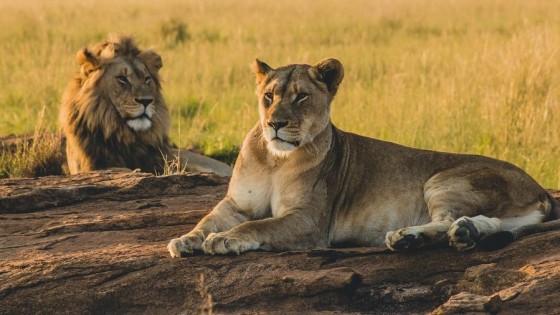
top-left (60, 34), bottom-right (232, 176)
top-left (168, 58), bottom-right (556, 257)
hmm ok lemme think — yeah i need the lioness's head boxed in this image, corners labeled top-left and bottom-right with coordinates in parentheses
top-left (73, 34), bottom-right (167, 132)
top-left (252, 58), bottom-right (344, 157)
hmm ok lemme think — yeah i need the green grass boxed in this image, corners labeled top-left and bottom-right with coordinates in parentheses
top-left (0, 0), bottom-right (559, 188)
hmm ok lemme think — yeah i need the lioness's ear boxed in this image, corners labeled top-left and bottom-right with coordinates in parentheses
top-left (76, 48), bottom-right (98, 78)
top-left (313, 58), bottom-right (344, 95)
top-left (252, 59), bottom-right (273, 83)
top-left (139, 50), bottom-right (163, 73)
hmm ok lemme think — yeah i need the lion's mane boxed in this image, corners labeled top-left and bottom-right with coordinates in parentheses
top-left (60, 34), bottom-right (173, 174)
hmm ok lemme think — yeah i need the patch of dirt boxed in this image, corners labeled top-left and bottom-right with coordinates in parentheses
top-left (1, 170), bottom-right (559, 314)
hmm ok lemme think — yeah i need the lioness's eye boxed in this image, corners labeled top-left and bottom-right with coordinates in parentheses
top-left (295, 93), bottom-right (309, 103)
top-left (264, 92), bottom-right (274, 101)
top-left (116, 75), bottom-right (129, 85)
top-left (145, 76), bottom-right (152, 84)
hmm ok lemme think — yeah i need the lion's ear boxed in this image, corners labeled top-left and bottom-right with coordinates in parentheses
top-left (252, 59), bottom-right (273, 84)
top-left (313, 58), bottom-right (344, 95)
top-left (76, 48), bottom-right (98, 78)
top-left (139, 50), bottom-right (163, 73)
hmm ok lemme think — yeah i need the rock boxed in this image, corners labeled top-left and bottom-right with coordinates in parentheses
top-left (0, 171), bottom-right (559, 314)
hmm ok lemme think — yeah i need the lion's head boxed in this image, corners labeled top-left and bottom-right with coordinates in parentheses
top-left (251, 58), bottom-right (344, 158)
top-left (60, 34), bottom-right (172, 174)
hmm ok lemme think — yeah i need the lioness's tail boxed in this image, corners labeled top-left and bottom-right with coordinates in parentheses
top-left (481, 193), bottom-right (560, 251)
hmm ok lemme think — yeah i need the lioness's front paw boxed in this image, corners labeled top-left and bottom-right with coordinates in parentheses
top-left (167, 234), bottom-right (203, 258)
top-left (201, 232), bottom-right (259, 255)
top-left (385, 227), bottom-right (425, 251)
top-left (168, 238), bottom-right (189, 258)
top-left (448, 217), bottom-right (480, 251)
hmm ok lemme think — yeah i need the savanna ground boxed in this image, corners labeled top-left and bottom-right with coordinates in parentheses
top-left (0, 0), bottom-right (559, 188)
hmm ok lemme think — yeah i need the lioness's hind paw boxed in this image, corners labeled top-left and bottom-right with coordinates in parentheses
top-left (385, 228), bottom-right (425, 251)
top-left (448, 217), bottom-right (480, 251)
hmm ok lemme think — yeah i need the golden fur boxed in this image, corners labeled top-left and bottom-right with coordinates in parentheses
top-left (168, 58), bottom-right (559, 257)
top-left (60, 34), bottom-right (232, 176)
top-left (60, 34), bottom-right (172, 174)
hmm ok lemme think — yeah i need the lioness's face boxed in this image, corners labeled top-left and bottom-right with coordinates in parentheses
top-left (253, 59), bottom-right (344, 157)
top-left (102, 57), bottom-right (159, 131)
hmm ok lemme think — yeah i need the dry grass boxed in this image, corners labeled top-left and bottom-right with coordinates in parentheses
top-left (0, 0), bottom-right (559, 188)
top-left (0, 107), bottom-right (64, 177)
top-left (159, 150), bottom-right (189, 176)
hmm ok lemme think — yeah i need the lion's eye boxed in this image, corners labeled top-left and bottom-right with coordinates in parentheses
top-left (116, 75), bottom-right (129, 85)
top-left (295, 93), bottom-right (309, 103)
top-left (264, 92), bottom-right (274, 101)
top-left (145, 76), bottom-right (152, 84)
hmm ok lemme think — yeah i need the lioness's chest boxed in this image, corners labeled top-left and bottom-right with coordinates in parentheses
top-left (268, 176), bottom-right (311, 217)
top-left (269, 176), bottom-right (302, 218)
top-left (231, 165), bottom-right (317, 219)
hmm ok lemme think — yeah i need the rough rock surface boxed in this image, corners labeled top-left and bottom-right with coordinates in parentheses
top-left (1, 171), bottom-right (559, 314)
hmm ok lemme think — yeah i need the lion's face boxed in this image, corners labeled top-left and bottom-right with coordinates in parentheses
top-left (69, 35), bottom-right (169, 135)
top-left (60, 35), bottom-right (172, 174)
top-left (100, 57), bottom-right (159, 131)
top-left (252, 58), bottom-right (344, 157)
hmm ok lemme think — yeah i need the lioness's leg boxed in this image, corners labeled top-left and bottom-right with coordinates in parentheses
top-left (202, 212), bottom-right (323, 255)
top-left (168, 197), bottom-right (248, 257)
top-left (387, 165), bottom-right (549, 252)
top-left (385, 172), bottom-right (486, 250)
top-left (391, 204), bottom-right (549, 252)
top-left (385, 213), bottom-right (455, 251)
top-left (449, 209), bottom-right (547, 251)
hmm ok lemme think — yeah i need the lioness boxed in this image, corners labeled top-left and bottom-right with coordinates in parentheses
top-left (168, 58), bottom-right (559, 257)
top-left (60, 34), bottom-right (232, 176)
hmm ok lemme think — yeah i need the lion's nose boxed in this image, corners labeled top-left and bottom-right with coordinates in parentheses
top-left (267, 121), bottom-right (288, 131)
top-left (135, 98), bottom-right (154, 107)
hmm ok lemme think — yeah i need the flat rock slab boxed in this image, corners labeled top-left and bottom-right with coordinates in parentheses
top-left (1, 171), bottom-right (559, 314)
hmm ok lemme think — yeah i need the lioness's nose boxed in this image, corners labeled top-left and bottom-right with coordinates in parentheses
top-left (135, 98), bottom-right (154, 107)
top-left (267, 121), bottom-right (288, 131)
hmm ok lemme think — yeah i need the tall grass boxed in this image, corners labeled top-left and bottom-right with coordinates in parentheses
top-left (0, 107), bottom-right (64, 177)
top-left (0, 0), bottom-right (559, 188)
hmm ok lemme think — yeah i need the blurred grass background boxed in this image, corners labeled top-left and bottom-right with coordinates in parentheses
top-left (0, 0), bottom-right (559, 188)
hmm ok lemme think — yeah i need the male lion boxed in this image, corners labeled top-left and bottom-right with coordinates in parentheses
top-left (168, 58), bottom-right (560, 257)
top-left (60, 34), bottom-right (232, 176)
